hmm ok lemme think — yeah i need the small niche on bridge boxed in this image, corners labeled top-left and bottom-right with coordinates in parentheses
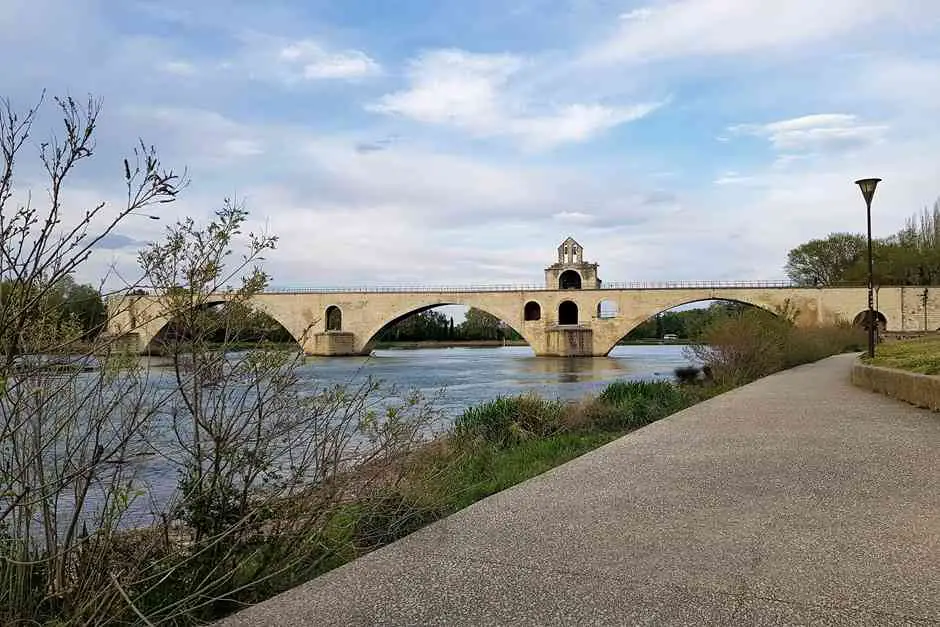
top-left (558, 300), bottom-right (579, 325)
top-left (559, 270), bottom-right (582, 290)
top-left (524, 301), bottom-right (542, 321)
top-left (325, 305), bottom-right (343, 331)
top-left (596, 299), bottom-right (618, 319)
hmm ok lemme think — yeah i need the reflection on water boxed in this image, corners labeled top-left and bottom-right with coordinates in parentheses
top-left (514, 355), bottom-right (629, 384)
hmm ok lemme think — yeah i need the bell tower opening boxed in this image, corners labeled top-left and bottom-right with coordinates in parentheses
top-left (559, 270), bottom-right (582, 290)
top-left (545, 236), bottom-right (601, 290)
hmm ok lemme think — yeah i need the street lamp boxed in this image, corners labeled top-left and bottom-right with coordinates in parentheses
top-left (855, 177), bottom-right (881, 358)
top-left (923, 288), bottom-right (929, 332)
top-left (130, 213), bottom-right (161, 220)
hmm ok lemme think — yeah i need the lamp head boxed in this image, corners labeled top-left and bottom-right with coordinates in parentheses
top-left (854, 178), bottom-right (881, 206)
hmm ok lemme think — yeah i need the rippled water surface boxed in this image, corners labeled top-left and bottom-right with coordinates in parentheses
top-left (66, 344), bottom-right (697, 528)
top-left (294, 344), bottom-right (695, 417)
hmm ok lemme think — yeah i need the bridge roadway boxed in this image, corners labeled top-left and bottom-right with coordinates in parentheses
top-left (107, 282), bottom-right (940, 357)
top-left (218, 354), bottom-right (940, 626)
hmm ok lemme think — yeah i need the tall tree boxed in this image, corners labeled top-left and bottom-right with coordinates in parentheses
top-left (784, 232), bottom-right (867, 286)
top-left (458, 307), bottom-right (504, 340)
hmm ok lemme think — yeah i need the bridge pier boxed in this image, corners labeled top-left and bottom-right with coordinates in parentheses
top-left (542, 326), bottom-right (595, 357)
top-left (307, 331), bottom-right (358, 356)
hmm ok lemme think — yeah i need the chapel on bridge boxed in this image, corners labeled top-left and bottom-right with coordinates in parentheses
top-left (544, 237), bottom-right (601, 290)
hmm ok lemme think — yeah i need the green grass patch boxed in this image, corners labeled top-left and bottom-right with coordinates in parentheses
top-left (866, 336), bottom-right (940, 375)
top-left (415, 430), bottom-right (620, 512)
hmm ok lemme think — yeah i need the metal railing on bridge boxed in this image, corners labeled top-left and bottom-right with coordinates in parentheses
top-left (258, 279), bottom-right (832, 294)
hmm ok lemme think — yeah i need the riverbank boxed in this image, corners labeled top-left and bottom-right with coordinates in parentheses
top-left (221, 354), bottom-right (940, 627)
top-left (212, 314), bottom-right (866, 623)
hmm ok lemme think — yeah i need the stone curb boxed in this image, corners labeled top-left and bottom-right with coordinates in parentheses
top-left (851, 360), bottom-right (940, 411)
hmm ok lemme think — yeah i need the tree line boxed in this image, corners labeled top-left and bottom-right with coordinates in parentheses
top-left (0, 275), bottom-right (106, 352)
top-left (624, 301), bottom-right (754, 341)
top-left (376, 307), bottom-right (522, 342)
top-left (786, 199), bottom-right (940, 286)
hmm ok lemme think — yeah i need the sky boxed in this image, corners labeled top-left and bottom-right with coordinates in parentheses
top-left (4, 0), bottom-right (940, 290)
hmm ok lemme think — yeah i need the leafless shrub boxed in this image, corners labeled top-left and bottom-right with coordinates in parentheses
top-left (0, 94), bottom-right (439, 624)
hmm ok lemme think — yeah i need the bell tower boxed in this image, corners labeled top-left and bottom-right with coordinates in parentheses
top-left (544, 237), bottom-right (601, 290)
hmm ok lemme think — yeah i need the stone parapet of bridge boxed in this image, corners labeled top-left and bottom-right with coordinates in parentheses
top-left (106, 236), bottom-right (940, 357)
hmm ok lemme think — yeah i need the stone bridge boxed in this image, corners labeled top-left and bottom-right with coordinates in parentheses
top-left (106, 238), bottom-right (940, 357)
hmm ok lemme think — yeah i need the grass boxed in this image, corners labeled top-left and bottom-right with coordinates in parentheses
top-left (409, 430), bottom-right (622, 512)
top-left (866, 335), bottom-right (940, 374)
top-left (405, 381), bottom-right (701, 515)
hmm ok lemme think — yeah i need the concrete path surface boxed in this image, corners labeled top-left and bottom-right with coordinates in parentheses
top-left (220, 355), bottom-right (940, 626)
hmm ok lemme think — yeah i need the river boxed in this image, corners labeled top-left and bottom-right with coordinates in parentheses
top-left (46, 344), bottom-right (696, 531)
top-left (294, 344), bottom-right (695, 417)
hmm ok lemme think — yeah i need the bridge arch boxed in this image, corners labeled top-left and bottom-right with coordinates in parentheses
top-left (360, 301), bottom-right (535, 354)
top-left (142, 298), bottom-right (306, 353)
top-left (596, 297), bottom-right (783, 357)
top-left (852, 310), bottom-right (887, 333)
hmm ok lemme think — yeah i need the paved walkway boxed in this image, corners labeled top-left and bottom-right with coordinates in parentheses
top-left (220, 355), bottom-right (940, 626)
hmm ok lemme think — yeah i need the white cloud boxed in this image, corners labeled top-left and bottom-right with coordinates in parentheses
top-left (729, 113), bottom-right (888, 153)
top-left (279, 39), bottom-right (381, 80)
top-left (122, 107), bottom-right (267, 166)
top-left (370, 49), bottom-right (660, 148)
top-left (618, 8), bottom-right (654, 21)
top-left (157, 60), bottom-right (198, 76)
top-left (553, 211), bottom-right (594, 222)
top-left (713, 171), bottom-right (756, 186)
top-left (584, 0), bottom-right (924, 65)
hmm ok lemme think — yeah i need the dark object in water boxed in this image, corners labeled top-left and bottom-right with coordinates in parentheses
top-left (673, 365), bottom-right (701, 384)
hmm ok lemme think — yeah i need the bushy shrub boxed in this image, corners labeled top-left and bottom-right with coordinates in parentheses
top-left (673, 365), bottom-right (702, 384)
top-left (593, 380), bottom-right (690, 430)
top-left (454, 394), bottom-right (566, 447)
top-left (347, 489), bottom-right (442, 551)
top-left (689, 310), bottom-right (865, 387)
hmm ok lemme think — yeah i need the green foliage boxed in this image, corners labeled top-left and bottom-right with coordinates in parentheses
top-left (866, 336), bottom-right (940, 374)
top-left (455, 394), bottom-right (566, 447)
top-left (690, 310), bottom-right (865, 387)
top-left (345, 489), bottom-right (442, 551)
top-left (423, 432), bottom-right (619, 511)
top-left (594, 380), bottom-right (690, 430)
top-left (377, 309), bottom-right (454, 342)
top-left (376, 307), bottom-right (521, 343)
top-left (0, 274), bottom-right (106, 352)
top-left (784, 198), bottom-right (940, 286)
top-left (625, 301), bottom-right (754, 341)
top-left (785, 232), bottom-right (867, 286)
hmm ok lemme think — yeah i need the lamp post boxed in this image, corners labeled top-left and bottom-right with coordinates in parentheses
top-left (923, 288), bottom-right (929, 332)
top-left (855, 178), bottom-right (881, 358)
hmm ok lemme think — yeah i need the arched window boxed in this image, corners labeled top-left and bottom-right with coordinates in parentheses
top-left (559, 269), bottom-right (582, 290)
top-left (559, 300), bottom-right (578, 325)
top-left (524, 301), bottom-right (542, 321)
top-left (326, 305), bottom-right (342, 331)
top-left (596, 300), bottom-right (618, 319)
